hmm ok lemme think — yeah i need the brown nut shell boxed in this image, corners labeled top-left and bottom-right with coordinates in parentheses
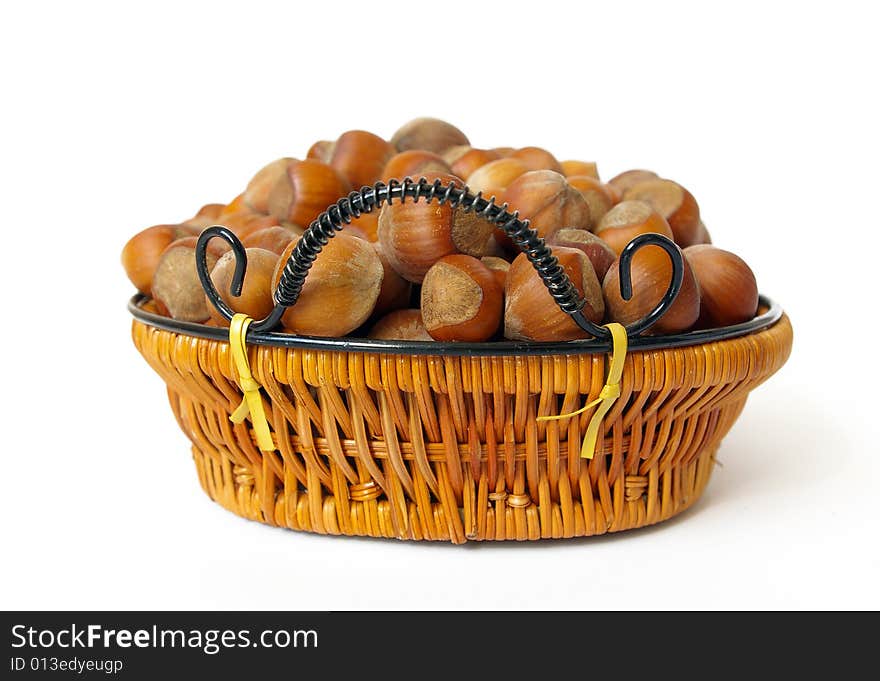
top-left (271, 232), bottom-right (383, 337)
top-left (381, 149), bottom-right (451, 181)
top-left (244, 158), bottom-right (296, 214)
top-left (623, 179), bottom-right (701, 247)
top-left (465, 157), bottom-right (529, 195)
top-left (182, 214), bottom-right (222, 230)
top-left (368, 309), bottom-right (432, 341)
top-left (330, 130), bottom-right (395, 188)
top-left (151, 237), bottom-right (225, 322)
top-left (195, 203), bottom-right (224, 219)
top-left (503, 170), bottom-right (592, 239)
top-left (241, 226), bottom-right (301, 255)
top-left (443, 146), bottom-right (502, 180)
top-left (350, 211), bottom-right (380, 241)
top-left (504, 246), bottom-right (604, 341)
top-left (217, 212), bottom-right (281, 241)
top-left (560, 160), bottom-right (599, 180)
top-left (480, 256), bottom-right (510, 290)
top-left (306, 140), bottom-right (334, 162)
top-left (219, 193), bottom-right (249, 217)
top-left (549, 228), bottom-right (617, 281)
top-left (566, 175), bottom-right (615, 224)
top-left (420, 255), bottom-right (503, 342)
top-left (372, 241), bottom-right (413, 319)
top-left (508, 146), bottom-right (563, 173)
top-left (207, 248), bottom-right (278, 323)
top-left (121, 224), bottom-right (199, 295)
top-left (267, 159), bottom-right (351, 226)
top-left (694, 221), bottom-right (712, 245)
top-left (603, 244), bottom-right (701, 334)
top-left (684, 245), bottom-right (758, 327)
top-left (606, 169), bottom-right (660, 196)
top-left (604, 183), bottom-right (622, 205)
top-left (594, 201), bottom-right (675, 255)
top-left (377, 173), bottom-right (495, 283)
top-left (390, 117), bottom-right (469, 154)
top-left (491, 146), bottom-right (516, 157)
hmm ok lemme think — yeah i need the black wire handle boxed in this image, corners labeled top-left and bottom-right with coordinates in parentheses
top-left (196, 177), bottom-right (685, 337)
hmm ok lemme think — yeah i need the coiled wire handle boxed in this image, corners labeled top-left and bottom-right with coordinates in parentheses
top-left (196, 177), bottom-right (685, 337)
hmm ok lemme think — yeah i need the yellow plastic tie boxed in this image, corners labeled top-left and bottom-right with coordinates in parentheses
top-left (537, 322), bottom-right (628, 459)
top-left (228, 313), bottom-right (275, 451)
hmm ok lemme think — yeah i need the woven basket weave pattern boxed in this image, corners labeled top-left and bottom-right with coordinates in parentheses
top-left (133, 314), bottom-right (792, 542)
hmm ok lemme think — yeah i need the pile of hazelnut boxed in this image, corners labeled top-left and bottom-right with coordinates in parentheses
top-left (122, 118), bottom-right (759, 342)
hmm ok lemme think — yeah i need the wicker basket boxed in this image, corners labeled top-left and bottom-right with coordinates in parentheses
top-left (128, 180), bottom-right (793, 542)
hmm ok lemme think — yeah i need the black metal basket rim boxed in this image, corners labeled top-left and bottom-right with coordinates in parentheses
top-left (128, 294), bottom-right (783, 357)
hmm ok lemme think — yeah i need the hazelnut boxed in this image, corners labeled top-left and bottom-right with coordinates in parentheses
top-left (604, 183), bottom-right (623, 205)
top-left (623, 179), bottom-right (702, 247)
top-left (503, 170), bottom-right (592, 239)
top-left (267, 159), bottom-right (351, 226)
top-left (151, 237), bottom-right (226, 322)
top-left (442, 146), bottom-right (502, 180)
top-left (244, 158), bottom-right (295, 214)
top-left (594, 201), bottom-right (675, 255)
top-left (207, 247), bottom-right (278, 323)
top-left (381, 149), bottom-right (451, 181)
top-left (217, 212), bottom-right (281, 241)
top-left (195, 203), bottom-right (224, 219)
top-left (182, 203), bottom-right (225, 229)
top-left (139, 298), bottom-right (162, 315)
top-left (390, 117), bottom-right (469, 154)
top-left (566, 175), bottom-right (615, 224)
top-left (329, 130), bottom-right (395, 188)
top-left (420, 255), bottom-right (503, 342)
top-left (504, 247), bottom-right (604, 341)
top-left (181, 214), bottom-right (221, 230)
top-left (549, 228), bottom-right (616, 281)
top-left (218, 193), bottom-right (249, 217)
top-left (560, 160), bottom-right (599, 180)
top-left (491, 147), bottom-right (516, 157)
top-left (241, 225), bottom-right (301, 255)
top-left (684, 245), bottom-right (758, 327)
top-left (603, 244), bottom-right (701, 334)
top-left (695, 221), bottom-right (712, 245)
top-left (377, 174), bottom-right (496, 282)
top-left (272, 232), bottom-right (383, 336)
top-left (465, 157), bottom-right (529, 197)
top-left (508, 146), bottom-right (563, 174)
top-left (606, 169), bottom-right (659, 196)
top-left (350, 211), bottom-right (380, 241)
top-left (121, 224), bottom-right (199, 295)
top-left (480, 256), bottom-right (510, 290)
top-left (368, 309), bottom-right (432, 341)
top-left (340, 224), bottom-right (369, 241)
top-left (306, 140), bottom-right (334, 163)
top-left (372, 241), bottom-right (412, 319)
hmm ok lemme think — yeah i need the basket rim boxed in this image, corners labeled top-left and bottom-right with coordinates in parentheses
top-left (128, 294), bottom-right (783, 356)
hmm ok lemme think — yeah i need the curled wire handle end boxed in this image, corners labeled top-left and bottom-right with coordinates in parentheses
top-left (617, 233), bottom-right (686, 336)
top-left (196, 225), bottom-right (247, 324)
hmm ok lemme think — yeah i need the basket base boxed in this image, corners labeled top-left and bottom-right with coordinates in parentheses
top-left (189, 439), bottom-right (719, 542)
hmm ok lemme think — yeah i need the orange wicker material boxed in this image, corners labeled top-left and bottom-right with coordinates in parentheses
top-left (131, 311), bottom-right (792, 543)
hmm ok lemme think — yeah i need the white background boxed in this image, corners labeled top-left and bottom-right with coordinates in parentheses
top-left (1, 0), bottom-right (878, 610)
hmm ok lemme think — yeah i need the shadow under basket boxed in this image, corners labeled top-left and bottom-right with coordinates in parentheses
top-left (130, 297), bottom-right (792, 543)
